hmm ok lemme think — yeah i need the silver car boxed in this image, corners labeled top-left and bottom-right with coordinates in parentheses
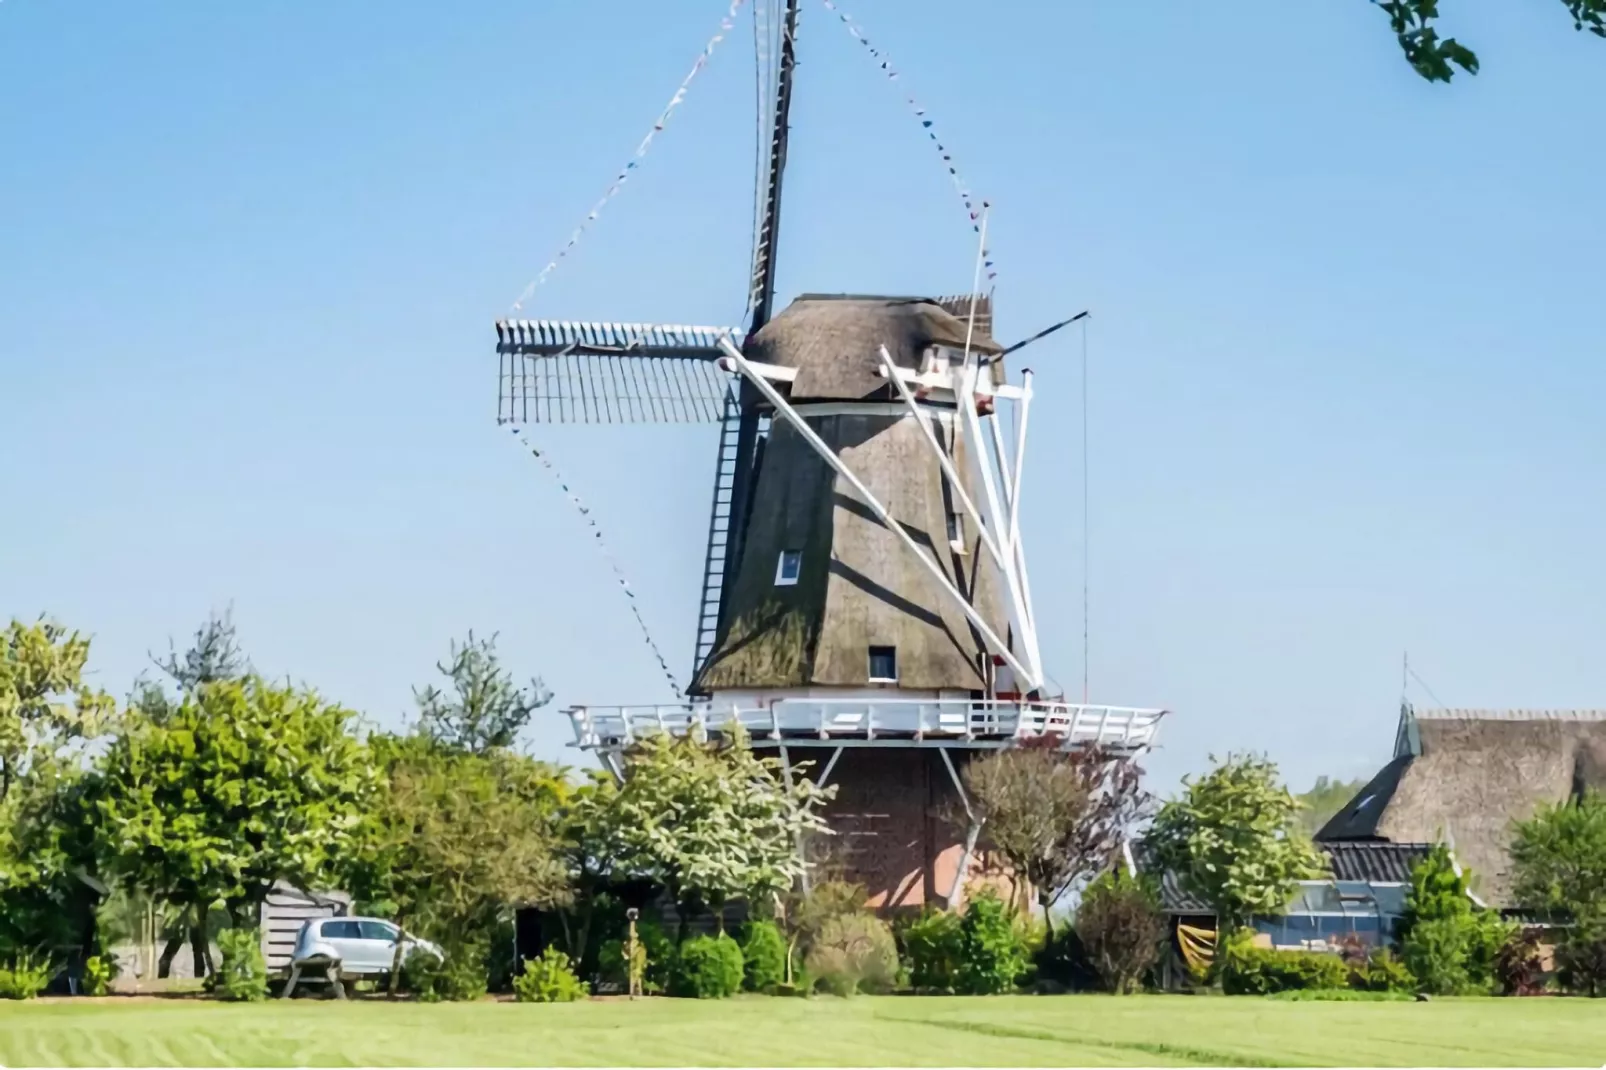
top-left (283, 916), bottom-right (441, 998)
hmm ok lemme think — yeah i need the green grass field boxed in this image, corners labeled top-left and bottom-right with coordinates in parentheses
top-left (1, 994), bottom-right (1602, 1067)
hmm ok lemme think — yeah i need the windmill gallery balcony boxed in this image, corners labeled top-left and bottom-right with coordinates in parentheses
top-left (564, 697), bottom-right (1166, 756)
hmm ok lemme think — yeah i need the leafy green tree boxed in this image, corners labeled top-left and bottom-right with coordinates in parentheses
top-left (413, 631), bottom-right (551, 753)
top-left (94, 675), bottom-right (376, 977)
top-left (1294, 776), bottom-right (1367, 840)
top-left (1074, 868), bottom-right (1165, 995)
top-left (0, 617), bottom-right (114, 801)
top-left (1372, 0), bottom-right (1604, 82)
top-left (959, 740), bottom-right (1149, 937)
top-left (0, 618), bottom-right (115, 961)
top-left (1397, 843), bottom-right (1510, 993)
top-left (346, 733), bottom-right (572, 993)
top-left (1144, 753), bottom-right (1326, 931)
top-left (1510, 791), bottom-right (1606, 924)
top-left (608, 726), bottom-right (834, 938)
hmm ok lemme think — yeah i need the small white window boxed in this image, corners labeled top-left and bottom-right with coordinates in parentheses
top-left (946, 511), bottom-right (966, 552)
top-left (868, 645), bottom-right (897, 682)
top-left (775, 549), bottom-right (802, 586)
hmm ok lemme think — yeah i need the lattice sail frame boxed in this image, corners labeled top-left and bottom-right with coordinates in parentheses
top-left (495, 319), bottom-right (739, 425)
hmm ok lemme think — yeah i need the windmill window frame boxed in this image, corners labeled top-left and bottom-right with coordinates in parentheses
top-left (946, 510), bottom-right (967, 553)
top-left (774, 549), bottom-right (802, 586)
top-left (868, 645), bottom-right (898, 683)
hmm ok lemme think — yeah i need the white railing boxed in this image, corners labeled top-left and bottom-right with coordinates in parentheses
top-left (565, 698), bottom-right (1165, 753)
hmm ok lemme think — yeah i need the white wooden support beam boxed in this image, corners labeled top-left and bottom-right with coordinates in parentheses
top-left (717, 337), bottom-right (1039, 689)
top-left (876, 364), bottom-right (1025, 401)
top-left (736, 358), bottom-right (798, 384)
top-left (939, 749), bottom-right (981, 909)
top-left (955, 361), bottom-right (1041, 685)
top-left (818, 746), bottom-right (844, 789)
top-left (881, 348), bottom-right (1038, 690)
top-left (778, 745), bottom-right (811, 895)
top-left (879, 349), bottom-right (1011, 575)
top-left (981, 404), bottom-right (1039, 673)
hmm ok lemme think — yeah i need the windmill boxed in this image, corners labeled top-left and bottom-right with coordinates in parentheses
top-left (494, 0), bottom-right (1167, 909)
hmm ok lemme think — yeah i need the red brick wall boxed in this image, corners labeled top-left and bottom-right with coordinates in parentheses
top-left (807, 748), bottom-right (1020, 911)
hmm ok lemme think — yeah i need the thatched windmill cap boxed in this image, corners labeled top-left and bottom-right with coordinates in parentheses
top-left (749, 294), bottom-right (1004, 401)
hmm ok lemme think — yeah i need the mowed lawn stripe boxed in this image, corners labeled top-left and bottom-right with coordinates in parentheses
top-left (2, 994), bottom-right (1605, 1067)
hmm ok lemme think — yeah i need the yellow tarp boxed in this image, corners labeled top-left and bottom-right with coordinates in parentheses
top-left (1178, 922), bottom-right (1217, 978)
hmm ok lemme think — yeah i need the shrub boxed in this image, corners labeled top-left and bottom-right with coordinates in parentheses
top-left (1556, 920), bottom-right (1606, 998)
top-left (1032, 926), bottom-right (1099, 992)
top-left (900, 909), bottom-right (963, 993)
top-left (1355, 948), bottom-right (1416, 993)
top-left (956, 890), bottom-right (1029, 995)
top-left (215, 927), bottom-right (268, 1002)
top-left (598, 916), bottom-right (672, 995)
top-left (513, 947), bottom-right (589, 1003)
top-left (82, 954), bottom-right (114, 997)
top-left (670, 934), bottom-right (744, 999)
top-left (1401, 916), bottom-right (1473, 995)
top-left (0, 954), bottom-right (54, 1000)
top-left (1494, 928), bottom-right (1547, 996)
top-left (1267, 988), bottom-right (1413, 1002)
top-left (1075, 870), bottom-right (1164, 994)
top-left (401, 946), bottom-right (445, 1001)
top-left (1220, 932), bottom-right (1348, 995)
top-left (404, 939), bottom-right (487, 1002)
top-left (804, 912), bottom-right (899, 997)
top-left (741, 920), bottom-right (787, 992)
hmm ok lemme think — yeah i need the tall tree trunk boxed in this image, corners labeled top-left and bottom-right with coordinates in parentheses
top-left (157, 931), bottom-right (184, 979)
top-left (190, 901), bottom-right (212, 978)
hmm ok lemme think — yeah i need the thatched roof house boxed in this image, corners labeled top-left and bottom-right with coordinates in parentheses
top-left (1317, 705), bottom-right (1606, 907)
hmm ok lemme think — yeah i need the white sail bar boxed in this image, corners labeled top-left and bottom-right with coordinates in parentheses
top-left (495, 319), bottom-right (739, 425)
top-left (564, 698), bottom-right (1167, 755)
top-left (495, 319), bottom-right (739, 358)
top-left (716, 337), bottom-right (1040, 690)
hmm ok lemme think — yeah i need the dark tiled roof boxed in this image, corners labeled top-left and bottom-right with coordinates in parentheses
top-left (1322, 841), bottom-right (1431, 883)
top-left (1148, 841), bottom-right (1430, 916)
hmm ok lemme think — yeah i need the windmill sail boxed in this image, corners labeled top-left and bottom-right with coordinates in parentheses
top-left (495, 318), bottom-right (738, 424)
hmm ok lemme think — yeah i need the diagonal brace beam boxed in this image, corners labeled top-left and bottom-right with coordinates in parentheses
top-left (716, 336), bottom-right (1039, 690)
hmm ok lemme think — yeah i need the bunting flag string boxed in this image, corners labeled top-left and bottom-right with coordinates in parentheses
top-left (510, 0), bottom-right (749, 315)
top-left (512, 429), bottom-right (685, 700)
top-left (818, 0), bottom-right (996, 282)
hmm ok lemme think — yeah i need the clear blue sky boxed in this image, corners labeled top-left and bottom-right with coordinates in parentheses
top-left (3, 0), bottom-right (1602, 795)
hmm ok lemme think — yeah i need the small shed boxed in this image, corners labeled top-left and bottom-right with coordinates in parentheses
top-left (260, 882), bottom-right (350, 974)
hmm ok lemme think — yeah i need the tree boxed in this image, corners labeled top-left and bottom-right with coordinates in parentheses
top-left (1372, 0), bottom-right (1605, 82)
top-left (1294, 776), bottom-right (1367, 840)
top-left (1510, 791), bottom-right (1606, 924)
top-left (346, 733), bottom-right (572, 993)
top-left (1074, 868), bottom-right (1165, 995)
top-left (608, 727), bottom-right (834, 938)
top-left (0, 617), bottom-right (114, 801)
top-left (94, 675), bottom-right (376, 976)
top-left (1143, 753), bottom-right (1326, 931)
top-left (959, 740), bottom-right (1149, 937)
top-left (413, 631), bottom-right (552, 753)
top-left (150, 607), bottom-right (250, 696)
top-left (1397, 844), bottom-right (1510, 994)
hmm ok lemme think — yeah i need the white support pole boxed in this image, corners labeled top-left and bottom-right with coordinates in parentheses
top-left (818, 746), bottom-right (844, 789)
top-left (955, 361), bottom-right (1041, 684)
top-left (982, 398), bottom-right (1041, 677)
top-left (778, 745), bottom-right (811, 895)
top-left (717, 337), bottom-right (1039, 689)
top-left (879, 349), bottom-right (1011, 578)
top-left (939, 749), bottom-right (981, 910)
top-left (1006, 370), bottom-right (1033, 557)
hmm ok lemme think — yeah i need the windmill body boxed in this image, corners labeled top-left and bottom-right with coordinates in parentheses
top-left (493, 0), bottom-right (1165, 909)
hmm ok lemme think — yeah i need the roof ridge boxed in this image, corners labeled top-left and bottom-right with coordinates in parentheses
top-left (1413, 708), bottom-right (1606, 722)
